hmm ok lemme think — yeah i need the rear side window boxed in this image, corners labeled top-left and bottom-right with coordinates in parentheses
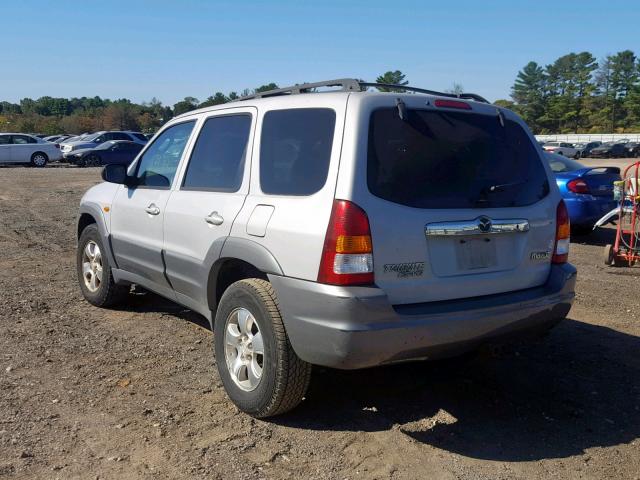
top-left (111, 132), bottom-right (131, 141)
top-left (260, 108), bottom-right (335, 195)
top-left (0, 135), bottom-right (10, 144)
top-left (367, 108), bottom-right (549, 209)
top-left (12, 135), bottom-right (37, 144)
top-left (182, 114), bottom-right (252, 192)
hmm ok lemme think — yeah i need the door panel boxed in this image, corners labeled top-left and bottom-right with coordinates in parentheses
top-left (163, 110), bottom-right (255, 306)
top-left (109, 120), bottom-right (197, 292)
top-left (0, 143), bottom-right (11, 162)
top-left (164, 190), bottom-right (247, 302)
top-left (110, 186), bottom-right (173, 290)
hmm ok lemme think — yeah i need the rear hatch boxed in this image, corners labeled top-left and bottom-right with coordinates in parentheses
top-left (361, 102), bottom-right (557, 305)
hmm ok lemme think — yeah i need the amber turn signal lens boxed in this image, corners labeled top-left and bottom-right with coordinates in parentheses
top-left (335, 235), bottom-right (372, 254)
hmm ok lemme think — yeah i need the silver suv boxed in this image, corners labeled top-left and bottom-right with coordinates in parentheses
top-left (76, 79), bottom-right (576, 417)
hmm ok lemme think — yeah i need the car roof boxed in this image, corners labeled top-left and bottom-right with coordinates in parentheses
top-left (173, 90), bottom-right (496, 121)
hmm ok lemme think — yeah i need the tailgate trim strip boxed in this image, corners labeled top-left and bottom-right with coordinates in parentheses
top-left (425, 217), bottom-right (529, 237)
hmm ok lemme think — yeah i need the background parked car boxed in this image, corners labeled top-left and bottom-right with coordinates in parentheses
top-left (543, 141), bottom-right (579, 158)
top-left (0, 133), bottom-right (62, 167)
top-left (60, 131), bottom-right (147, 154)
top-left (43, 134), bottom-right (73, 144)
top-left (545, 152), bottom-right (620, 233)
top-left (66, 140), bottom-right (144, 167)
top-left (589, 142), bottom-right (628, 158)
top-left (572, 141), bottom-right (601, 158)
top-left (624, 142), bottom-right (640, 157)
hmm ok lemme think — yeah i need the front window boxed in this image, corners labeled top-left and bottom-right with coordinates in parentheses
top-left (134, 121), bottom-right (195, 188)
top-left (367, 108), bottom-right (549, 209)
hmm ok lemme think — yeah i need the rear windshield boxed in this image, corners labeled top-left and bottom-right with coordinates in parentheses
top-left (367, 108), bottom-right (549, 209)
top-left (545, 153), bottom-right (584, 173)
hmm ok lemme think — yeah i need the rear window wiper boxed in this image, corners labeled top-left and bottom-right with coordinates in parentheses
top-left (483, 180), bottom-right (526, 193)
top-left (472, 180), bottom-right (526, 206)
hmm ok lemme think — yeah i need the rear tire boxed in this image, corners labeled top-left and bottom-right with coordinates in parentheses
top-left (214, 278), bottom-right (311, 418)
top-left (77, 224), bottom-right (129, 307)
top-left (30, 152), bottom-right (48, 168)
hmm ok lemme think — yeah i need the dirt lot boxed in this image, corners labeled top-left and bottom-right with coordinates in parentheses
top-left (1, 165), bottom-right (639, 480)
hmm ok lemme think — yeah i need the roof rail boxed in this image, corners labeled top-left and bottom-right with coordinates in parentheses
top-left (234, 78), bottom-right (490, 103)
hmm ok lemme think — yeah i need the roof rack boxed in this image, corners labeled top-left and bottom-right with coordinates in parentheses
top-left (234, 78), bottom-right (490, 103)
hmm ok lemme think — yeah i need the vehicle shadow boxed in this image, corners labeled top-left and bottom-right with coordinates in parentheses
top-left (276, 318), bottom-right (640, 462)
top-left (116, 288), bottom-right (212, 330)
top-left (572, 225), bottom-right (617, 247)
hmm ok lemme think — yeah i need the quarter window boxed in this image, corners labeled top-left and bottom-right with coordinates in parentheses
top-left (182, 114), bottom-right (252, 192)
top-left (260, 108), bottom-right (336, 195)
top-left (134, 121), bottom-right (195, 188)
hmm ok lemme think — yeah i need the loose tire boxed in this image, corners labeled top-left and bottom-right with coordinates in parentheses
top-left (31, 152), bottom-right (48, 168)
top-left (77, 224), bottom-right (128, 307)
top-left (214, 279), bottom-right (311, 418)
top-left (604, 244), bottom-right (615, 266)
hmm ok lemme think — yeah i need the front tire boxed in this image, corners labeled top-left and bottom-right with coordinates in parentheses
top-left (85, 154), bottom-right (101, 167)
top-left (214, 279), bottom-right (311, 418)
top-left (77, 224), bottom-right (128, 307)
top-left (31, 152), bottom-right (48, 168)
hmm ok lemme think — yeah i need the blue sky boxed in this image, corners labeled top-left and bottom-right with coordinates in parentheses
top-left (1, 0), bottom-right (638, 106)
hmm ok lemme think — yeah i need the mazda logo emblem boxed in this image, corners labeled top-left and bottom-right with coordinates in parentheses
top-left (477, 216), bottom-right (492, 233)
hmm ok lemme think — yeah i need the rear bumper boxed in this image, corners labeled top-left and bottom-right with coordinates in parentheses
top-left (565, 196), bottom-right (618, 226)
top-left (269, 264), bottom-right (576, 369)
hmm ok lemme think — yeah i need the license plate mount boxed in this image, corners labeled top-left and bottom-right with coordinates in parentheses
top-left (455, 237), bottom-right (497, 270)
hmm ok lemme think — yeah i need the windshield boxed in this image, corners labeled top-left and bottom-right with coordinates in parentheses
top-left (545, 153), bottom-right (584, 173)
top-left (367, 108), bottom-right (549, 209)
top-left (82, 133), bottom-right (101, 141)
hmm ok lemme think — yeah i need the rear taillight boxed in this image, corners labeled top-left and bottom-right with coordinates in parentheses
top-left (434, 99), bottom-right (471, 110)
top-left (567, 178), bottom-right (590, 194)
top-left (318, 200), bottom-right (374, 285)
top-left (552, 200), bottom-right (570, 264)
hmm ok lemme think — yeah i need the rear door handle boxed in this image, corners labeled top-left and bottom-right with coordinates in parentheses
top-left (145, 203), bottom-right (160, 216)
top-left (205, 211), bottom-right (224, 226)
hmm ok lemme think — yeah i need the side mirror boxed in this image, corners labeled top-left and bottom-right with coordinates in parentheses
top-left (102, 164), bottom-right (136, 187)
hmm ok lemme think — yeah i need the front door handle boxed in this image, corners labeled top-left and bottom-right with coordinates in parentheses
top-left (145, 203), bottom-right (160, 216)
top-left (205, 211), bottom-right (224, 226)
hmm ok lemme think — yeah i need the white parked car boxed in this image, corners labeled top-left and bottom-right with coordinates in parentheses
top-left (0, 133), bottom-right (62, 167)
top-left (542, 141), bottom-right (578, 158)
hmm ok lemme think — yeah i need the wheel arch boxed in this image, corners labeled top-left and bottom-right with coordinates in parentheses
top-left (77, 203), bottom-right (118, 269)
top-left (206, 237), bottom-right (283, 312)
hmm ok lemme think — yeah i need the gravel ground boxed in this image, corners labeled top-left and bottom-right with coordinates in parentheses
top-left (1, 166), bottom-right (639, 480)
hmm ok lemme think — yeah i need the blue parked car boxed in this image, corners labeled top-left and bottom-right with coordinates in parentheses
top-left (545, 153), bottom-right (620, 233)
top-left (66, 140), bottom-right (144, 167)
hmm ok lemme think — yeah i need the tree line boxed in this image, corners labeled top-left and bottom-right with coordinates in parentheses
top-left (496, 50), bottom-right (640, 134)
top-left (0, 72), bottom-right (411, 135)
top-left (4, 59), bottom-right (637, 136)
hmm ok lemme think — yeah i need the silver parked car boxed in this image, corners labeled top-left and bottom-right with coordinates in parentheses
top-left (76, 79), bottom-right (576, 417)
top-left (0, 133), bottom-right (62, 166)
top-left (61, 130), bottom-right (147, 155)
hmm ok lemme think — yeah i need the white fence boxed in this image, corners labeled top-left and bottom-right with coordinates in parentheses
top-left (536, 133), bottom-right (640, 143)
